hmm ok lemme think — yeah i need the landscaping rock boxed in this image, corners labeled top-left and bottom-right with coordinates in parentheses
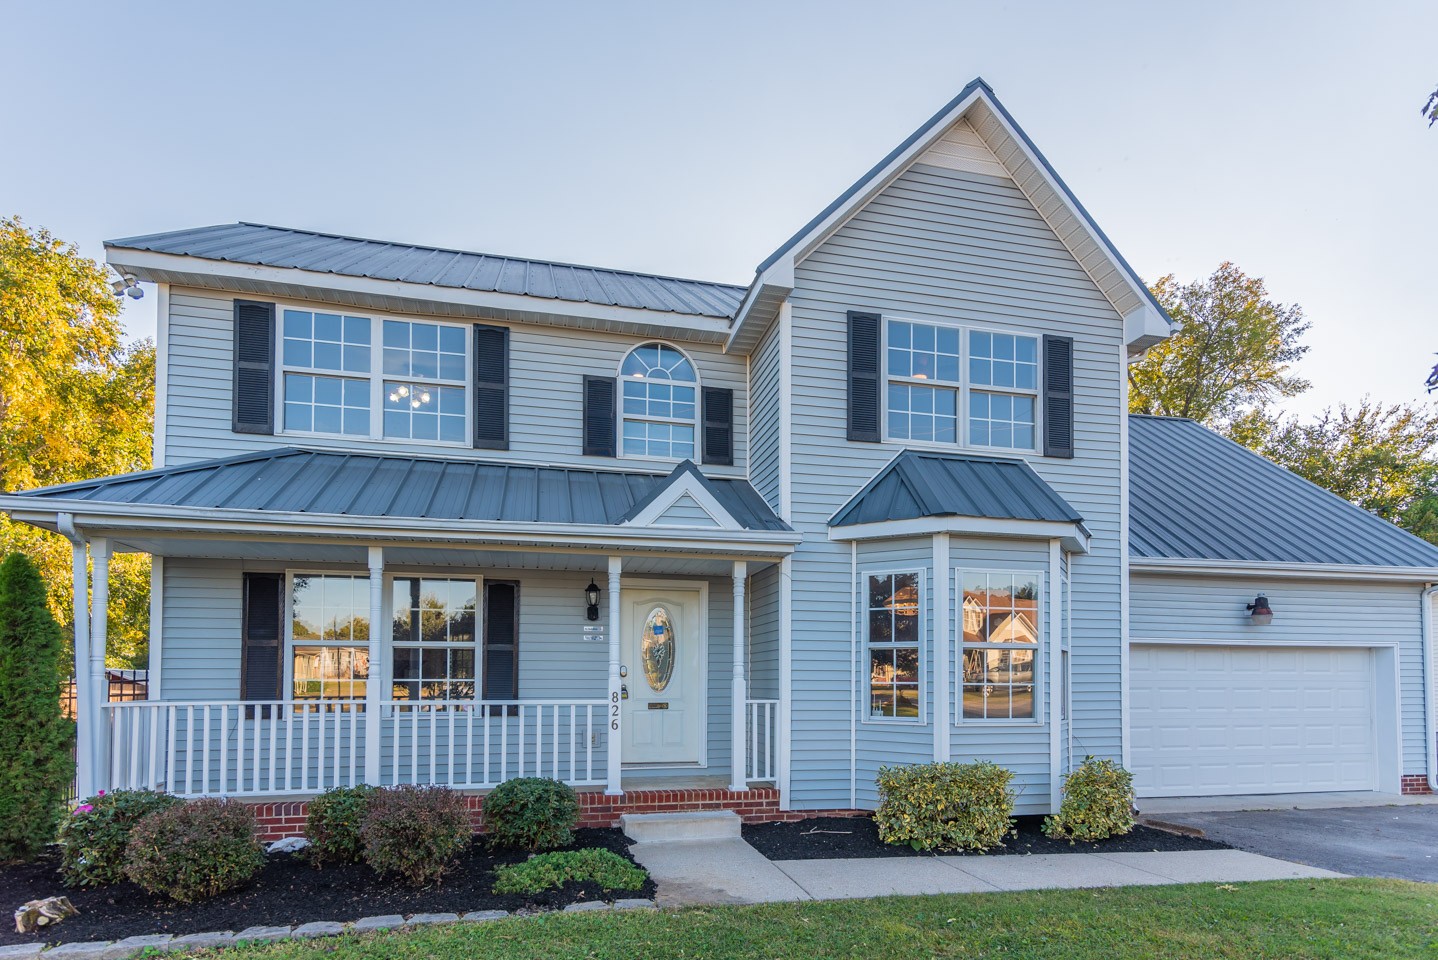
top-left (159, 932), bottom-right (235, 952)
top-left (460, 910), bottom-right (509, 922)
top-left (266, 837), bottom-right (309, 855)
top-left (613, 899), bottom-right (658, 910)
top-left (406, 913), bottom-right (459, 926)
top-left (291, 921), bottom-right (346, 938)
top-left (563, 901), bottom-right (610, 912)
top-left (235, 925), bottom-right (293, 942)
top-left (41, 943), bottom-right (112, 960)
top-left (351, 915), bottom-right (405, 933)
top-left (14, 896), bottom-right (78, 934)
top-left (101, 935), bottom-right (172, 960)
top-left (0, 943), bottom-right (43, 959)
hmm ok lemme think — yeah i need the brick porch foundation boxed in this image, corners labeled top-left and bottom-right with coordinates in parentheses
top-left (1401, 774), bottom-right (1432, 795)
top-left (249, 787), bottom-right (868, 842)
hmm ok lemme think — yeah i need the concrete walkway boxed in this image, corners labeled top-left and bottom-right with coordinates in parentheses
top-left (1137, 791), bottom-right (1438, 816)
top-left (630, 839), bottom-right (1345, 906)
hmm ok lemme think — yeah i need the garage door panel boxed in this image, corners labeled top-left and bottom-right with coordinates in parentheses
top-left (1132, 644), bottom-right (1377, 798)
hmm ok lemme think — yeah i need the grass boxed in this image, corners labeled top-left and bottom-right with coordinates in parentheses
top-left (213, 877), bottom-right (1437, 960)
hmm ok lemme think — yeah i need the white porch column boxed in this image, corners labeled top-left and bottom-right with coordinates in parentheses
top-left (932, 534), bottom-right (951, 761)
top-left (730, 560), bottom-right (749, 792)
top-left (69, 535), bottom-right (94, 800)
top-left (364, 546), bottom-right (384, 785)
top-left (89, 538), bottom-right (111, 794)
top-left (606, 556), bottom-right (623, 795)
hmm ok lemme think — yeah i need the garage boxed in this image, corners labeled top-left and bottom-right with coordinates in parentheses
top-left (1130, 644), bottom-right (1381, 798)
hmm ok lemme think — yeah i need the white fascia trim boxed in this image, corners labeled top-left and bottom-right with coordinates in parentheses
top-left (106, 249), bottom-right (735, 341)
top-left (831, 516), bottom-right (1090, 554)
top-left (624, 472), bottom-right (744, 531)
top-left (1131, 556), bottom-right (1438, 583)
top-left (1123, 303), bottom-right (1171, 355)
top-left (726, 258), bottom-right (795, 353)
top-left (1130, 636), bottom-right (1404, 649)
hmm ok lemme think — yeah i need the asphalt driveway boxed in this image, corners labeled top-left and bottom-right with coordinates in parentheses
top-left (1155, 805), bottom-right (1438, 882)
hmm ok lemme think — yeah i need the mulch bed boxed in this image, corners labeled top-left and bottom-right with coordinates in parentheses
top-left (0, 829), bottom-right (654, 947)
top-left (743, 815), bottom-right (1229, 861)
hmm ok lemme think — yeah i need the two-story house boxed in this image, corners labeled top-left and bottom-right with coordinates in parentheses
top-left (7, 78), bottom-right (1438, 835)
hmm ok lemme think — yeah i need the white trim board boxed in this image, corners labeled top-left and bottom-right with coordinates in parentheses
top-left (1132, 557), bottom-right (1438, 583)
top-left (831, 516), bottom-right (1090, 555)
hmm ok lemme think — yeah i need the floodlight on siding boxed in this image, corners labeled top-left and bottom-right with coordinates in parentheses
top-left (1246, 593), bottom-right (1274, 626)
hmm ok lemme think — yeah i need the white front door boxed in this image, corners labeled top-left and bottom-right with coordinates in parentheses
top-left (620, 583), bottom-right (704, 765)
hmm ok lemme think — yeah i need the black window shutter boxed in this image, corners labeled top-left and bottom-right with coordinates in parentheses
top-left (582, 375), bottom-right (616, 457)
top-left (1043, 334), bottom-right (1075, 459)
top-left (482, 582), bottom-right (519, 703)
top-left (847, 311), bottom-right (881, 442)
top-left (240, 573), bottom-right (284, 703)
top-left (232, 300), bottom-right (276, 435)
top-left (701, 386), bottom-right (734, 466)
top-left (472, 323), bottom-right (509, 450)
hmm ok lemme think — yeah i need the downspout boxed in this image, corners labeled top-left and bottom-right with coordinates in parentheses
top-left (1423, 584), bottom-right (1438, 793)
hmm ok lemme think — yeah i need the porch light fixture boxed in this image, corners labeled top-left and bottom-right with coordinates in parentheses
top-left (1246, 593), bottom-right (1274, 626)
top-left (585, 579), bottom-right (601, 621)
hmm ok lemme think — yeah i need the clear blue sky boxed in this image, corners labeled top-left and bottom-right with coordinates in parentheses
top-left (3, 0), bottom-right (1433, 418)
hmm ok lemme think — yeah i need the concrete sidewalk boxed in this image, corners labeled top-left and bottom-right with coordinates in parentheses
top-left (630, 840), bottom-right (1345, 906)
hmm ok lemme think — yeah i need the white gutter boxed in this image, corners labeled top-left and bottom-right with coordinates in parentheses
top-left (1423, 584), bottom-right (1438, 792)
top-left (1133, 556), bottom-right (1438, 583)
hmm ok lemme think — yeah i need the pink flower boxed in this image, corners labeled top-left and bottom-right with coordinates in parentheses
top-left (74, 805), bottom-right (93, 814)
top-left (96, 791), bottom-right (105, 797)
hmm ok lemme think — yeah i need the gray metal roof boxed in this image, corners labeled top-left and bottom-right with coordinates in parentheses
top-left (1129, 415), bottom-right (1438, 568)
top-left (106, 223), bottom-right (747, 320)
top-left (13, 448), bottom-right (788, 532)
top-left (830, 451), bottom-right (1083, 527)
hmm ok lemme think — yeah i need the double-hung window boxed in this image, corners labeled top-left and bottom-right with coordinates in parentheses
top-left (619, 343), bottom-right (698, 459)
top-left (959, 571), bottom-right (1040, 721)
top-left (279, 307), bottom-right (470, 445)
top-left (390, 577), bottom-right (479, 702)
top-left (865, 571), bottom-right (923, 720)
top-left (883, 318), bottom-right (1040, 452)
top-left (289, 574), bottom-right (370, 703)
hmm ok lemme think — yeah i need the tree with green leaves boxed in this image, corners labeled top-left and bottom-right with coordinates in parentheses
top-left (1128, 262), bottom-right (1310, 425)
top-left (0, 215), bottom-right (154, 667)
top-left (0, 552), bottom-right (73, 861)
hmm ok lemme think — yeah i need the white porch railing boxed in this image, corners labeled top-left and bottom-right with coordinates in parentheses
top-left (745, 698), bottom-right (778, 784)
top-left (102, 699), bottom-right (606, 797)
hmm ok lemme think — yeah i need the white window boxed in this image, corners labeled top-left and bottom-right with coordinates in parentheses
top-left (288, 574), bottom-right (370, 702)
top-left (883, 318), bottom-right (1040, 452)
top-left (864, 571), bottom-right (923, 721)
top-left (390, 577), bottom-right (479, 702)
top-left (278, 307), bottom-right (470, 445)
top-left (959, 571), bottom-right (1040, 721)
top-left (619, 342), bottom-right (698, 460)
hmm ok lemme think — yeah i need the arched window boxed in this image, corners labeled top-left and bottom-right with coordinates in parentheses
top-left (619, 342), bottom-right (698, 459)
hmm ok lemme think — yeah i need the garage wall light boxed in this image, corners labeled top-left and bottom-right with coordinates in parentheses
top-left (1246, 593), bottom-right (1273, 626)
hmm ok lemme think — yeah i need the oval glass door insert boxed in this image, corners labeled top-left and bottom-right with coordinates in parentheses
top-left (641, 605), bottom-right (676, 692)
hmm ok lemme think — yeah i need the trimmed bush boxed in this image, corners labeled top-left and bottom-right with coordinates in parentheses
top-left (1043, 756), bottom-right (1136, 842)
top-left (59, 789), bottom-right (184, 886)
top-left (492, 848), bottom-right (647, 895)
top-left (875, 760), bottom-right (1015, 852)
top-left (0, 552), bottom-right (74, 863)
top-left (361, 785), bottom-right (471, 886)
top-left (124, 798), bottom-right (265, 903)
top-left (304, 785), bottom-right (377, 867)
top-left (482, 777), bottom-right (579, 851)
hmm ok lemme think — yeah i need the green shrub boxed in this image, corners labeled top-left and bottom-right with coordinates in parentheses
top-left (875, 760), bottom-right (1015, 852)
top-left (1043, 756), bottom-right (1136, 842)
top-left (304, 785), bottom-right (377, 867)
top-left (492, 848), bottom-right (647, 895)
top-left (482, 777), bottom-right (579, 851)
top-left (0, 553), bottom-right (74, 863)
top-left (124, 798), bottom-right (264, 903)
top-left (58, 789), bottom-right (184, 886)
top-left (361, 785), bottom-right (471, 886)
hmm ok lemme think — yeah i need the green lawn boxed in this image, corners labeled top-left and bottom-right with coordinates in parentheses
top-left (213, 878), bottom-right (1437, 960)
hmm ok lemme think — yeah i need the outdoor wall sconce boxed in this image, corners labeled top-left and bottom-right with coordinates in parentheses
top-left (1246, 593), bottom-right (1274, 626)
top-left (585, 579), bottom-right (601, 621)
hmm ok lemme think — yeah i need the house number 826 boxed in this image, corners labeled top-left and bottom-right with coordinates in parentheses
top-left (610, 692), bottom-right (620, 730)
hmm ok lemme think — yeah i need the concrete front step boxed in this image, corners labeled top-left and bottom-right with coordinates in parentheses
top-left (621, 810), bottom-right (742, 843)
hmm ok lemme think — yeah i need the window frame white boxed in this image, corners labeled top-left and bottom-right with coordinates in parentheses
top-left (880, 316), bottom-right (1042, 454)
top-left (385, 573), bottom-right (485, 704)
top-left (274, 301), bottom-right (473, 449)
top-left (283, 570), bottom-right (373, 704)
top-left (954, 567), bottom-right (1045, 726)
top-left (615, 341), bottom-right (702, 464)
top-left (860, 567), bottom-right (928, 725)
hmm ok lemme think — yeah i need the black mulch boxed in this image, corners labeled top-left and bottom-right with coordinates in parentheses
top-left (0, 829), bottom-right (654, 947)
top-left (743, 815), bottom-right (1229, 861)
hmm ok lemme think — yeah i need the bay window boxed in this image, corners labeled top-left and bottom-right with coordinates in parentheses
top-left (865, 571), bottom-right (923, 721)
top-left (959, 571), bottom-right (1040, 721)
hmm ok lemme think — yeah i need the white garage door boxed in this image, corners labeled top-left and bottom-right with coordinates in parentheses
top-left (1131, 644), bottom-right (1377, 798)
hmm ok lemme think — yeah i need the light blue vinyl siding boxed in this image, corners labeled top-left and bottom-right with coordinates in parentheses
top-left (748, 315), bottom-right (784, 511)
top-left (162, 288), bottom-right (748, 475)
top-left (651, 495), bottom-right (721, 527)
top-left (1131, 573), bottom-right (1434, 776)
top-left (784, 162), bottom-right (1125, 811)
top-left (748, 564), bottom-right (781, 702)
